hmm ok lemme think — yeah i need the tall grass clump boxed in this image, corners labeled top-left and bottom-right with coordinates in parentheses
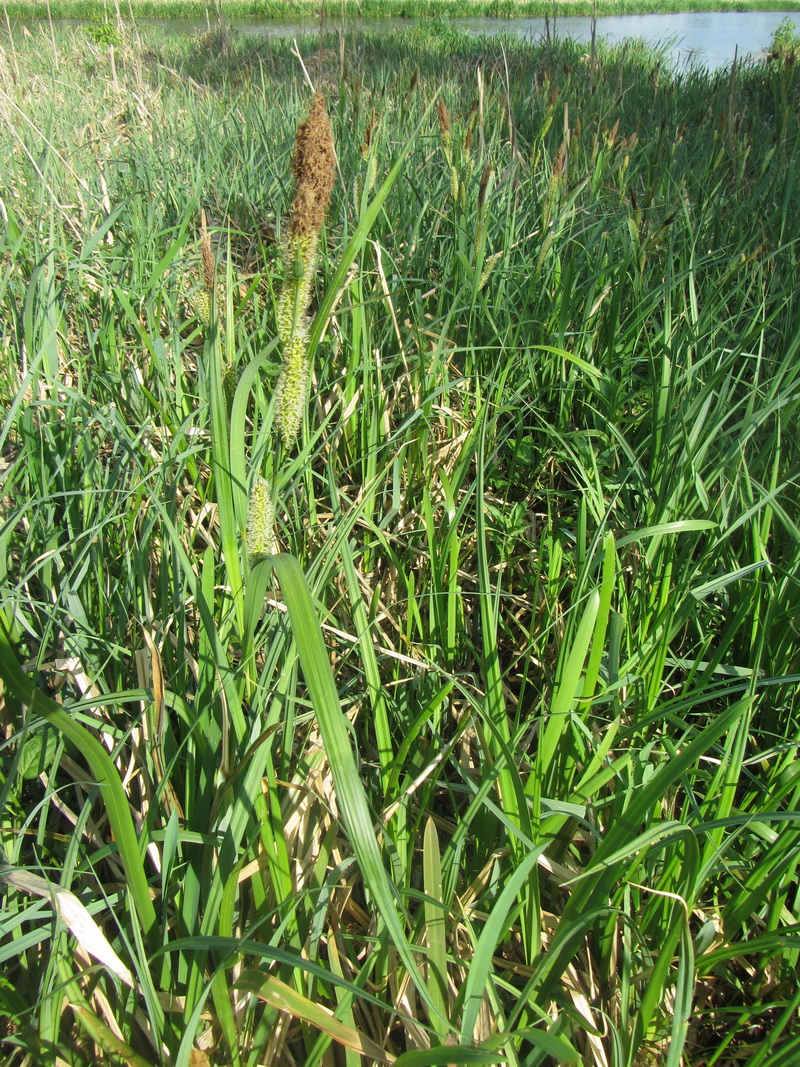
top-left (1, 18), bottom-right (800, 1067)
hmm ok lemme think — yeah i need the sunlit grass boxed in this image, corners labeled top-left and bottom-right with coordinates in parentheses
top-left (1, 17), bottom-right (799, 1067)
top-left (6, 0), bottom-right (800, 18)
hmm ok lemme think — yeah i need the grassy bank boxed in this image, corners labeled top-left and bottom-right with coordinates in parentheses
top-left (2, 16), bottom-right (800, 1067)
top-left (6, 0), bottom-right (800, 22)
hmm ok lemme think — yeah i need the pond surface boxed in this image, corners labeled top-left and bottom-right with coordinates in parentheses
top-left (16, 11), bottom-right (800, 71)
top-left (455, 11), bottom-right (800, 69)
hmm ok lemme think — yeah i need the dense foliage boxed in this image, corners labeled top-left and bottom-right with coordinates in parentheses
top-left (5, 0), bottom-right (800, 21)
top-left (1, 17), bottom-right (800, 1066)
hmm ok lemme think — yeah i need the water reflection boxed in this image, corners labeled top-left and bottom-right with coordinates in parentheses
top-left (460, 12), bottom-right (800, 69)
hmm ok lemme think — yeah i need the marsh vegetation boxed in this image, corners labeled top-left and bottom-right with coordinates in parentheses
top-left (7, 0), bottom-right (800, 20)
top-left (1, 16), bottom-right (800, 1067)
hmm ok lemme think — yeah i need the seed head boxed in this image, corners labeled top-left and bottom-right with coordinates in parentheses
top-left (277, 232), bottom-right (319, 346)
top-left (194, 287), bottom-right (211, 328)
top-left (272, 94), bottom-right (336, 452)
top-left (360, 108), bottom-right (376, 159)
top-left (437, 98), bottom-right (451, 148)
top-left (289, 92), bottom-right (336, 240)
top-left (479, 251), bottom-right (502, 292)
top-left (246, 478), bottom-right (275, 561)
top-left (478, 164), bottom-right (492, 215)
top-left (553, 141), bottom-right (567, 178)
top-left (275, 333), bottom-right (310, 449)
top-left (222, 360), bottom-right (238, 404)
top-left (200, 209), bottom-right (215, 292)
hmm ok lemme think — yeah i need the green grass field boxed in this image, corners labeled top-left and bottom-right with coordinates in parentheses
top-left (1, 14), bottom-right (800, 1067)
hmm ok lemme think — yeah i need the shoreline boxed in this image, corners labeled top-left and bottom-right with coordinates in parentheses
top-left (6, 0), bottom-right (800, 22)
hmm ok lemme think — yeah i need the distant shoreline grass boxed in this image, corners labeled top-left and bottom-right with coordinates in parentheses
top-left (7, 0), bottom-right (800, 22)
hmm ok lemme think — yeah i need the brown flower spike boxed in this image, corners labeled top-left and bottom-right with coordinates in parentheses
top-left (275, 93), bottom-right (336, 449)
top-left (289, 92), bottom-right (336, 240)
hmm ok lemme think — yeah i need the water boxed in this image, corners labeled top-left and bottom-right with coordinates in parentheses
top-left (453, 12), bottom-right (800, 69)
top-left (13, 11), bottom-right (800, 71)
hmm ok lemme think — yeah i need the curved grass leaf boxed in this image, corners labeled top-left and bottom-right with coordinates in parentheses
top-left (236, 971), bottom-right (393, 1063)
top-left (0, 616), bottom-right (158, 947)
top-left (255, 552), bottom-right (446, 1028)
top-left (394, 1050), bottom-right (507, 1067)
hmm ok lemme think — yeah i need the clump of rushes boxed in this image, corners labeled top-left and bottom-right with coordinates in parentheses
top-left (246, 477), bottom-right (275, 560)
top-left (274, 92), bottom-right (336, 449)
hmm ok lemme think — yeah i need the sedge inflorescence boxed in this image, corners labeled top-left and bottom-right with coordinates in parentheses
top-left (193, 208), bottom-right (215, 329)
top-left (246, 477), bottom-right (276, 561)
top-left (274, 92), bottom-right (336, 449)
